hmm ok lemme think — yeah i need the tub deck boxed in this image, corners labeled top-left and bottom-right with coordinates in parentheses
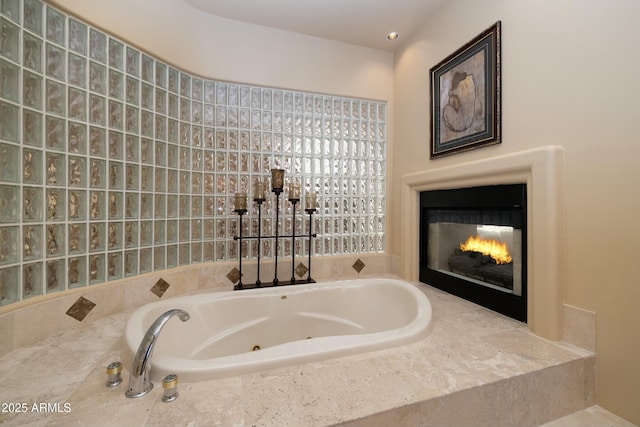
top-left (0, 282), bottom-right (632, 427)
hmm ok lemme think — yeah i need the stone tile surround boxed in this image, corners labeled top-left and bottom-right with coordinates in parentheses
top-left (0, 277), bottom-right (599, 426)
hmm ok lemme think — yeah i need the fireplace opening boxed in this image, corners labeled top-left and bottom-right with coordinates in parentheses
top-left (420, 184), bottom-right (527, 322)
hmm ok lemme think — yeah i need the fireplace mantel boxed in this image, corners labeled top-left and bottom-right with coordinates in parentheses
top-left (401, 146), bottom-right (565, 340)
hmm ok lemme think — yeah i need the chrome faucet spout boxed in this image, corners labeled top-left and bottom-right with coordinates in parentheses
top-left (125, 309), bottom-right (190, 398)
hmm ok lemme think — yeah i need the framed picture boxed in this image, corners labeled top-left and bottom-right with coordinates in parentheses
top-left (430, 21), bottom-right (501, 158)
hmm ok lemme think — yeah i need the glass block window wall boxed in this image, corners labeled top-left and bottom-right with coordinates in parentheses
top-left (0, 0), bottom-right (387, 306)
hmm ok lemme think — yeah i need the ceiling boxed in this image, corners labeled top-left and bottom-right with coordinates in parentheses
top-left (181, 0), bottom-right (445, 52)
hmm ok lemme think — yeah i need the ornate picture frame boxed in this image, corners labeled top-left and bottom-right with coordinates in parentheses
top-left (430, 21), bottom-right (501, 158)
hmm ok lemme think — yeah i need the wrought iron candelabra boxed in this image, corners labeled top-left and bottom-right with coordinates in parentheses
top-left (233, 169), bottom-right (317, 290)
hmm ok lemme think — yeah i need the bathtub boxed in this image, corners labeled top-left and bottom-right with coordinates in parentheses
top-left (125, 278), bottom-right (432, 382)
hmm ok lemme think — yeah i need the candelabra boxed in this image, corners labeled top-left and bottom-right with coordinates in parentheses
top-left (233, 169), bottom-right (317, 290)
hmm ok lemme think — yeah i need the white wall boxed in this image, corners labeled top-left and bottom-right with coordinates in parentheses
top-left (391, 0), bottom-right (640, 423)
top-left (50, 0), bottom-right (394, 101)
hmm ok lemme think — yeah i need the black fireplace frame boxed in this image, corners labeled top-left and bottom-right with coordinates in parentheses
top-left (419, 184), bottom-right (527, 322)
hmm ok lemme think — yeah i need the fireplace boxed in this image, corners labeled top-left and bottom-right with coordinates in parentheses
top-left (420, 184), bottom-right (527, 321)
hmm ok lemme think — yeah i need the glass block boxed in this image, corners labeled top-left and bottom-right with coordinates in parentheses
top-left (155, 168), bottom-right (165, 192)
top-left (140, 192), bottom-right (152, 218)
top-left (0, 18), bottom-right (19, 61)
top-left (0, 225), bottom-right (19, 264)
top-left (89, 61), bottom-right (106, 94)
top-left (107, 222), bottom-right (122, 250)
top-left (68, 256), bottom-right (86, 288)
top-left (108, 130), bottom-right (123, 159)
top-left (0, 266), bottom-right (19, 306)
top-left (23, 262), bottom-right (43, 298)
top-left (23, 109), bottom-right (43, 146)
top-left (89, 126), bottom-right (106, 157)
top-left (155, 88), bottom-right (166, 114)
top-left (46, 188), bottom-right (64, 221)
top-left (154, 194), bottom-right (165, 219)
top-left (107, 252), bottom-right (121, 279)
top-left (192, 78), bottom-right (202, 101)
top-left (45, 43), bottom-right (65, 81)
top-left (45, 79), bottom-right (65, 115)
top-left (89, 94), bottom-right (106, 125)
top-left (126, 46), bottom-right (139, 76)
top-left (68, 53), bottom-right (86, 88)
top-left (191, 218), bottom-right (201, 240)
top-left (23, 186), bottom-right (43, 222)
top-left (88, 222), bottom-right (104, 252)
top-left (167, 194), bottom-right (177, 217)
top-left (68, 121), bottom-right (87, 154)
top-left (89, 190), bottom-right (105, 220)
top-left (124, 249), bottom-right (137, 276)
top-left (191, 242), bottom-right (201, 263)
top-left (89, 157), bottom-right (106, 188)
top-left (179, 219), bottom-right (189, 242)
top-left (89, 254), bottom-right (104, 284)
top-left (68, 87), bottom-right (86, 121)
top-left (180, 73), bottom-right (190, 98)
top-left (68, 222), bottom-right (86, 254)
top-left (166, 245), bottom-right (177, 268)
top-left (141, 54), bottom-right (153, 83)
top-left (139, 247), bottom-right (151, 274)
top-left (180, 98), bottom-right (190, 122)
top-left (45, 152), bottom-right (65, 185)
top-left (154, 220), bottom-right (165, 245)
top-left (126, 77), bottom-right (139, 105)
top-left (125, 192), bottom-right (137, 219)
top-left (168, 119), bottom-right (179, 143)
top-left (46, 258), bottom-right (64, 293)
top-left (140, 166), bottom-right (152, 191)
top-left (109, 69), bottom-right (124, 100)
top-left (68, 156), bottom-right (86, 187)
top-left (1, 59), bottom-right (19, 102)
top-left (166, 219), bottom-right (177, 243)
top-left (204, 81), bottom-right (214, 104)
top-left (45, 6), bottom-right (65, 45)
top-left (124, 221), bottom-right (137, 247)
top-left (68, 189), bottom-right (86, 221)
top-left (140, 110), bottom-right (153, 137)
top-left (89, 28), bottom-right (106, 63)
top-left (191, 196), bottom-right (201, 217)
top-left (179, 244), bottom-right (189, 266)
top-left (46, 223), bottom-right (64, 257)
top-left (0, 101), bottom-right (19, 142)
top-left (168, 67), bottom-right (178, 93)
top-left (125, 135), bottom-right (138, 161)
top-left (108, 161), bottom-right (123, 189)
top-left (108, 38), bottom-right (123, 70)
top-left (153, 246), bottom-right (165, 271)
top-left (68, 18), bottom-right (86, 55)
top-left (126, 105), bottom-right (139, 133)
top-left (22, 224), bottom-right (42, 260)
top-left (107, 191), bottom-right (122, 219)
top-left (125, 163), bottom-right (138, 190)
top-left (168, 93), bottom-right (178, 119)
top-left (141, 138), bottom-right (152, 164)
top-left (21, 147), bottom-right (42, 185)
top-left (141, 82), bottom-right (153, 110)
top-left (23, 0), bottom-right (42, 34)
top-left (0, 143), bottom-right (18, 182)
top-left (140, 220), bottom-right (152, 246)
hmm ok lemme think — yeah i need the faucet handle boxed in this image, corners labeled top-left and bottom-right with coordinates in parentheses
top-left (106, 361), bottom-right (123, 387)
top-left (162, 374), bottom-right (179, 402)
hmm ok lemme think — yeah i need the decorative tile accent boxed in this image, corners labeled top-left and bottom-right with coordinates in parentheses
top-left (150, 278), bottom-right (170, 298)
top-left (295, 263), bottom-right (308, 278)
top-left (65, 296), bottom-right (97, 321)
top-left (0, 2), bottom-right (387, 309)
top-left (352, 258), bottom-right (366, 273)
top-left (226, 268), bottom-right (241, 284)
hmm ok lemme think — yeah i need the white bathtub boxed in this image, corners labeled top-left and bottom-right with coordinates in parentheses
top-left (125, 278), bottom-right (432, 382)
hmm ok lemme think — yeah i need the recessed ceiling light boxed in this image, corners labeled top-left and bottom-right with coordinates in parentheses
top-left (386, 32), bottom-right (400, 41)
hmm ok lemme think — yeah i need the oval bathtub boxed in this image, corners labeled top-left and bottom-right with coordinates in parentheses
top-left (125, 278), bottom-right (432, 382)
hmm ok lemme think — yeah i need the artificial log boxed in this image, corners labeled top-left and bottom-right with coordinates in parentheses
top-left (447, 249), bottom-right (513, 290)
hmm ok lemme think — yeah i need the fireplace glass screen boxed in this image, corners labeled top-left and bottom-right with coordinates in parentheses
top-left (420, 184), bottom-right (527, 321)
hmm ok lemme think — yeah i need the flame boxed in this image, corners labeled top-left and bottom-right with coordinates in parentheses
top-left (460, 235), bottom-right (512, 264)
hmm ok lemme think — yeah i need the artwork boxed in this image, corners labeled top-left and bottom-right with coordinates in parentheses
top-left (430, 21), bottom-right (501, 158)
